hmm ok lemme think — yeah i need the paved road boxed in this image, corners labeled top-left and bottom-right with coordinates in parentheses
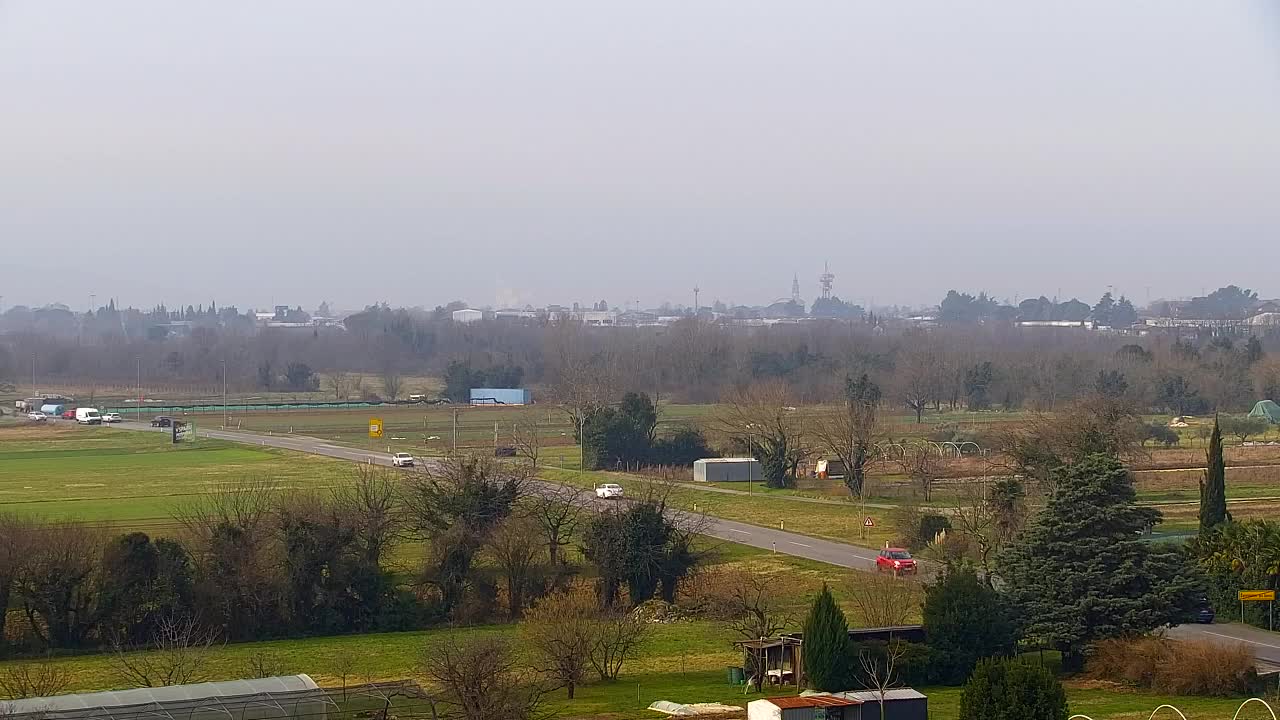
top-left (121, 421), bottom-right (1280, 663)
top-left (123, 422), bottom-right (893, 574)
top-left (1167, 621), bottom-right (1280, 671)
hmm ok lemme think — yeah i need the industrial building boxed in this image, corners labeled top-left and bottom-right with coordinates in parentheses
top-left (451, 308), bottom-right (484, 323)
top-left (1, 675), bottom-right (333, 720)
top-left (469, 388), bottom-right (532, 405)
top-left (693, 457), bottom-right (762, 482)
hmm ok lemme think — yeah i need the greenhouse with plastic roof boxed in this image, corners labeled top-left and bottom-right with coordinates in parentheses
top-left (0, 675), bottom-right (333, 720)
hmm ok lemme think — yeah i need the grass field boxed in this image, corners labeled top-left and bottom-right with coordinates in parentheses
top-left (0, 422), bottom-right (353, 526)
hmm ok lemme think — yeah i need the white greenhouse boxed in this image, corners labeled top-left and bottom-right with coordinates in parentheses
top-left (2, 675), bottom-right (333, 720)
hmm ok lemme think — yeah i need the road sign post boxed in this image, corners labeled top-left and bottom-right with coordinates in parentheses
top-left (369, 418), bottom-right (383, 439)
top-left (1238, 590), bottom-right (1275, 625)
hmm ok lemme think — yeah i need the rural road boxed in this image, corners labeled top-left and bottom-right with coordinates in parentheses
top-left (121, 422), bottom-right (1280, 665)
top-left (123, 422), bottom-right (892, 574)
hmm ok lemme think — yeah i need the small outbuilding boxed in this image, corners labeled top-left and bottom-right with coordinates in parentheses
top-left (693, 457), bottom-right (763, 482)
top-left (1249, 400), bottom-right (1280, 423)
top-left (748, 695), bottom-right (859, 720)
top-left (1, 675), bottom-right (333, 720)
top-left (747, 690), bottom-right (928, 720)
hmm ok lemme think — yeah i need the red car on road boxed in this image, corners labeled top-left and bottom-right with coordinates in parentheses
top-left (876, 548), bottom-right (918, 575)
top-left (61, 409), bottom-right (77, 420)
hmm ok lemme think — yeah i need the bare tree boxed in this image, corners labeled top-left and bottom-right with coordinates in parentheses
top-left (588, 607), bottom-right (651, 682)
top-left (859, 641), bottom-right (909, 720)
top-left (381, 371), bottom-right (403, 401)
top-left (715, 381), bottom-right (808, 488)
top-left (0, 657), bottom-right (71, 700)
top-left (896, 443), bottom-right (944, 502)
top-left (175, 479), bottom-right (280, 639)
top-left (245, 650), bottom-right (288, 678)
top-left (333, 465), bottom-right (405, 569)
top-left (511, 421), bottom-right (542, 468)
top-left (420, 635), bottom-right (548, 720)
top-left (520, 586), bottom-right (597, 699)
top-left (722, 569), bottom-right (792, 641)
top-left (949, 482), bottom-right (1011, 581)
top-left (12, 523), bottom-right (104, 649)
top-left (0, 515), bottom-right (36, 646)
top-left (332, 654), bottom-right (357, 702)
top-left (327, 371), bottom-right (351, 401)
top-left (486, 516), bottom-right (545, 619)
top-left (811, 374), bottom-right (883, 498)
top-left (110, 614), bottom-right (221, 688)
top-left (545, 324), bottom-right (622, 442)
top-left (350, 373), bottom-right (366, 399)
top-left (526, 486), bottom-right (588, 572)
top-left (845, 573), bottom-right (920, 628)
top-left (897, 340), bottom-right (940, 424)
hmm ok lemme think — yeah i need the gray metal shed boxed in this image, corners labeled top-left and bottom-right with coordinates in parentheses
top-left (693, 457), bottom-right (763, 482)
top-left (835, 689), bottom-right (928, 720)
top-left (2, 675), bottom-right (334, 720)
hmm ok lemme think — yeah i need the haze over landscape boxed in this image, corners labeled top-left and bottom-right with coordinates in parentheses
top-left (4, 1), bottom-right (1280, 311)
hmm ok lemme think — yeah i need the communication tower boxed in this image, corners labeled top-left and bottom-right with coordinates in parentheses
top-left (819, 262), bottom-right (835, 300)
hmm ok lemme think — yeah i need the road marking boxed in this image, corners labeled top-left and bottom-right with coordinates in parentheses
top-left (789, 541), bottom-right (812, 548)
top-left (1202, 630), bottom-right (1280, 651)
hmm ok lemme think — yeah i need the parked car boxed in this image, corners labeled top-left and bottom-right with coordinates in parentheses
top-left (102, 412), bottom-right (122, 423)
top-left (595, 483), bottom-right (625, 499)
top-left (875, 548), bottom-right (918, 575)
top-left (151, 416), bottom-right (173, 428)
top-left (27, 411), bottom-right (48, 422)
top-left (391, 452), bottom-right (416, 467)
top-left (1195, 596), bottom-right (1215, 624)
top-left (61, 409), bottom-right (77, 420)
top-left (75, 407), bottom-right (102, 425)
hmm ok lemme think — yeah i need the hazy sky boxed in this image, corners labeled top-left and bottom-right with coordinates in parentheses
top-left (4, 2), bottom-right (1280, 312)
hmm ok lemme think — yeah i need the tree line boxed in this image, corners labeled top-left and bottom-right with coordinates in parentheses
top-left (5, 295), bottom-right (1280, 420)
top-left (0, 458), bottom-right (706, 666)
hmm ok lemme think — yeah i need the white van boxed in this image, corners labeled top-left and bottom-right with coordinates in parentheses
top-left (75, 407), bottom-right (102, 425)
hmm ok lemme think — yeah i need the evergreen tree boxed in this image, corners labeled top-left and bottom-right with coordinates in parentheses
top-left (1199, 416), bottom-right (1228, 531)
top-left (1000, 453), bottom-right (1200, 670)
top-left (801, 584), bottom-right (852, 691)
top-left (959, 659), bottom-right (1067, 720)
top-left (923, 566), bottom-right (1018, 684)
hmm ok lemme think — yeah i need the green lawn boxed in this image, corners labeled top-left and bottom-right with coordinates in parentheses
top-left (0, 423), bottom-right (353, 525)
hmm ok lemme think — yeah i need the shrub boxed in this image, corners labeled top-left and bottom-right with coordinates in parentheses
top-left (1086, 636), bottom-right (1256, 696)
top-left (923, 566), bottom-right (1018, 685)
top-left (960, 658), bottom-right (1067, 720)
top-left (918, 514), bottom-right (952, 547)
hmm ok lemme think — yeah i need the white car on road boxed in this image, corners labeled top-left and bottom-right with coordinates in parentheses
top-left (391, 452), bottom-right (416, 468)
top-left (102, 413), bottom-right (123, 423)
top-left (26, 411), bottom-right (48, 422)
top-left (595, 483), bottom-right (624, 499)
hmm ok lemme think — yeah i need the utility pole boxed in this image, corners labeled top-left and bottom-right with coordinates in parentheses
top-left (136, 356), bottom-right (142, 418)
top-left (693, 286), bottom-right (700, 314)
top-left (452, 408), bottom-right (458, 450)
top-left (31, 354), bottom-right (36, 395)
top-left (221, 359), bottom-right (228, 429)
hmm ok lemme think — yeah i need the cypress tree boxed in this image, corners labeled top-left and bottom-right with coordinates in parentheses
top-left (801, 584), bottom-right (852, 691)
top-left (1199, 416), bottom-right (1228, 531)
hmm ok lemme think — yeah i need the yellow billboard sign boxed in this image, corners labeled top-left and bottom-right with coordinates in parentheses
top-left (1238, 590), bottom-right (1275, 602)
top-left (369, 418), bottom-right (384, 439)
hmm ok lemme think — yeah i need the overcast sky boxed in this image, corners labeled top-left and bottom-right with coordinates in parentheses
top-left (3, 2), bottom-right (1280, 312)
